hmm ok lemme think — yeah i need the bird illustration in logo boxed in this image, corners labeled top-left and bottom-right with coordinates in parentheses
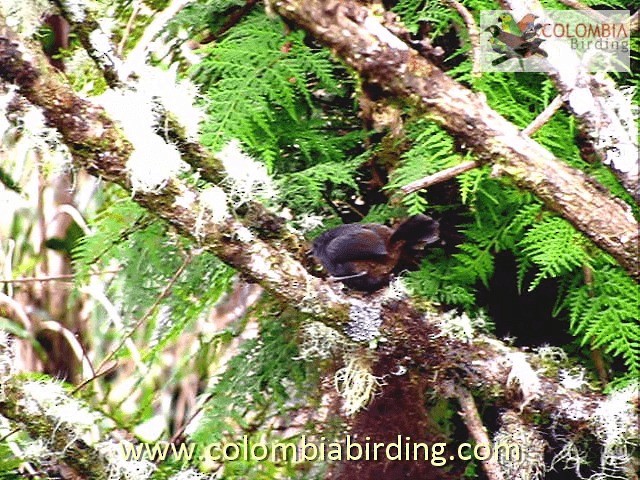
top-left (500, 13), bottom-right (542, 40)
top-left (486, 13), bottom-right (547, 68)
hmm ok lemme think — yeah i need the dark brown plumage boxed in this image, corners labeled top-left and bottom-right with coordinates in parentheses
top-left (312, 214), bottom-right (439, 292)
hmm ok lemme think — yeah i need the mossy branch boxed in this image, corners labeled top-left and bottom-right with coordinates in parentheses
top-left (0, 10), bottom-right (634, 457)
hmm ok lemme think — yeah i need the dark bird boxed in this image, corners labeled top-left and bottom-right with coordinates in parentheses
top-left (312, 214), bottom-right (440, 292)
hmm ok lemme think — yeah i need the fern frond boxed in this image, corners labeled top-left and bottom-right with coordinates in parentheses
top-left (458, 167), bottom-right (488, 205)
top-left (452, 242), bottom-right (495, 287)
top-left (387, 120), bottom-right (464, 192)
top-left (563, 266), bottom-right (640, 379)
top-left (193, 12), bottom-right (343, 163)
top-left (517, 216), bottom-right (590, 290)
top-left (279, 156), bottom-right (364, 211)
top-left (72, 197), bottom-right (150, 280)
top-left (393, 0), bottom-right (459, 37)
top-left (144, 252), bottom-right (235, 359)
top-left (407, 252), bottom-right (477, 308)
top-left (191, 311), bottom-right (309, 445)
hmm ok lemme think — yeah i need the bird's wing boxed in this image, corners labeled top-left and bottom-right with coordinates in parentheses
top-left (497, 30), bottom-right (526, 48)
top-left (324, 226), bottom-right (390, 264)
top-left (489, 38), bottom-right (514, 56)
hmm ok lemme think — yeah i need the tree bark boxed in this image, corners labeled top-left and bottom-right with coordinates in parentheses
top-left (271, 0), bottom-right (639, 279)
top-left (501, 0), bottom-right (639, 201)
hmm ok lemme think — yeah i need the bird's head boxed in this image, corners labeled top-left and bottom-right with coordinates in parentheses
top-left (390, 214), bottom-right (440, 249)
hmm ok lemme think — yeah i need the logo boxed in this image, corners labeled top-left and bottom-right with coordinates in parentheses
top-left (480, 10), bottom-right (630, 72)
top-left (484, 13), bottom-right (547, 68)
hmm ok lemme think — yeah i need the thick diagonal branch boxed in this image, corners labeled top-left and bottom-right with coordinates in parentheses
top-left (501, 0), bottom-right (639, 202)
top-left (272, 0), bottom-right (639, 279)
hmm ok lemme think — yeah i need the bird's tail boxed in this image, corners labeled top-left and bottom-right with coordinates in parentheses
top-left (389, 214), bottom-right (440, 247)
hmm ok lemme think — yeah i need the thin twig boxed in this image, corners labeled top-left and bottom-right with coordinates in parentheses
top-left (442, 0), bottom-right (482, 78)
top-left (91, 253), bottom-right (193, 381)
top-left (456, 387), bottom-right (506, 480)
top-left (125, 0), bottom-right (193, 70)
top-left (38, 320), bottom-right (96, 381)
top-left (400, 95), bottom-right (563, 195)
top-left (0, 427), bottom-right (20, 444)
top-left (522, 95), bottom-right (564, 137)
top-left (0, 269), bottom-right (121, 284)
top-left (118, 3), bottom-right (141, 56)
top-left (582, 264), bottom-right (609, 386)
top-left (400, 160), bottom-right (479, 195)
top-left (169, 392), bottom-right (213, 443)
top-left (70, 360), bottom-right (118, 395)
top-left (81, 280), bottom-right (148, 376)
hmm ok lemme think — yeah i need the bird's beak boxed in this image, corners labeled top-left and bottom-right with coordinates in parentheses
top-left (330, 272), bottom-right (368, 281)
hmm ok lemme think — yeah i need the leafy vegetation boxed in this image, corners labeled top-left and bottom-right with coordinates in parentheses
top-left (0, 0), bottom-right (638, 479)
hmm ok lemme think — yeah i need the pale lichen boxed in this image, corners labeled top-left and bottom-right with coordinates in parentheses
top-left (506, 352), bottom-right (542, 410)
top-left (88, 28), bottom-right (123, 74)
top-left (535, 345), bottom-right (568, 365)
top-left (494, 411), bottom-right (546, 480)
top-left (0, 330), bottom-right (14, 400)
top-left (380, 277), bottom-right (409, 302)
top-left (346, 301), bottom-right (382, 342)
top-left (559, 368), bottom-right (589, 391)
top-left (297, 321), bottom-right (350, 360)
top-left (593, 79), bottom-right (638, 176)
top-left (430, 310), bottom-right (491, 343)
top-left (97, 440), bottom-right (156, 480)
top-left (21, 381), bottom-right (104, 444)
top-left (0, 87), bottom-right (71, 176)
top-left (234, 226), bottom-right (254, 243)
top-left (568, 88), bottom-right (596, 116)
top-left (60, 0), bottom-right (87, 23)
top-left (97, 89), bottom-right (188, 193)
top-left (137, 66), bottom-right (204, 140)
top-left (21, 438), bottom-right (49, 462)
top-left (591, 384), bottom-right (639, 479)
top-left (1, 0), bottom-right (53, 37)
top-left (126, 138), bottom-right (187, 193)
top-left (550, 386), bottom-right (639, 479)
top-left (216, 140), bottom-right (277, 207)
top-left (291, 213), bottom-right (324, 233)
top-left (196, 186), bottom-right (229, 233)
top-left (170, 470), bottom-right (212, 480)
top-left (334, 357), bottom-right (381, 416)
top-left (558, 398), bottom-right (591, 423)
top-left (173, 188), bottom-right (197, 210)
